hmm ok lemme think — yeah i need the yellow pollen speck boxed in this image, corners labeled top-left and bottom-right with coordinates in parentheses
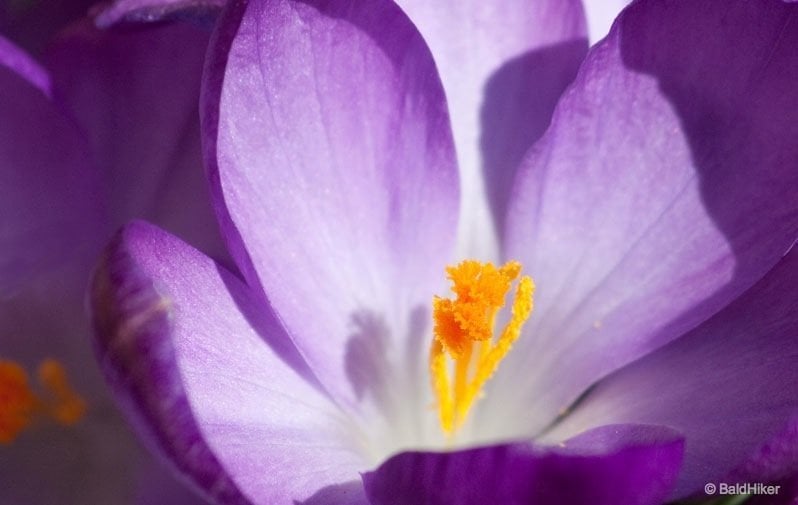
top-left (0, 358), bottom-right (86, 444)
top-left (430, 260), bottom-right (535, 436)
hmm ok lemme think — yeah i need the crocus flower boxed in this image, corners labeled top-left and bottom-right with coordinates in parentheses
top-left (0, 16), bottom-right (226, 504)
top-left (89, 0), bottom-right (798, 504)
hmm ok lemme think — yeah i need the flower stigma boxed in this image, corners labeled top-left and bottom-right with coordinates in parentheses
top-left (430, 260), bottom-right (535, 436)
top-left (0, 359), bottom-right (86, 444)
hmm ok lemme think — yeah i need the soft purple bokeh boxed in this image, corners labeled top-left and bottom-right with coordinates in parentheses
top-left (0, 14), bottom-right (225, 505)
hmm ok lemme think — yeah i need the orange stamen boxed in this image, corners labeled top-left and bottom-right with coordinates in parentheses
top-left (0, 358), bottom-right (86, 444)
top-left (0, 361), bottom-right (37, 444)
top-left (430, 260), bottom-right (535, 436)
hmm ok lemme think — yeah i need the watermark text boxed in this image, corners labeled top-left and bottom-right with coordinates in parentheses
top-left (704, 482), bottom-right (780, 496)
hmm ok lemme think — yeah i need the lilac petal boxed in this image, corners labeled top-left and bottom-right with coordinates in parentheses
top-left (0, 36), bottom-right (51, 96)
top-left (91, 221), bottom-right (368, 505)
top-left (491, 0), bottom-right (798, 436)
top-left (395, 0), bottom-right (587, 254)
top-left (46, 20), bottom-right (227, 264)
top-left (204, 0), bottom-right (459, 409)
top-left (546, 248), bottom-right (798, 498)
top-left (93, 0), bottom-right (224, 28)
top-left (364, 424), bottom-right (683, 505)
top-left (0, 35), bottom-right (104, 298)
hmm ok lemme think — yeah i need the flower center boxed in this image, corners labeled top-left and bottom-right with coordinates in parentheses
top-left (0, 358), bottom-right (86, 444)
top-left (429, 260), bottom-right (534, 436)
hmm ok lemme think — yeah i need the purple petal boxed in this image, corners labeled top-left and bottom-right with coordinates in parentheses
top-left (490, 0), bottom-right (798, 437)
top-left (0, 35), bottom-right (104, 298)
top-left (0, 35), bottom-right (51, 96)
top-left (203, 0), bottom-right (459, 409)
top-left (93, 0), bottom-right (224, 28)
top-left (396, 0), bottom-right (587, 254)
top-left (0, 39), bottom-right (105, 371)
top-left (364, 424), bottom-right (683, 505)
top-left (91, 221), bottom-right (368, 505)
top-left (545, 248), bottom-right (798, 498)
top-left (46, 20), bottom-right (227, 264)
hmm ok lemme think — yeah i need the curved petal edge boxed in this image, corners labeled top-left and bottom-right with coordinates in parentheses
top-left (364, 424), bottom-right (684, 505)
top-left (90, 221), bottom-right (250, 505)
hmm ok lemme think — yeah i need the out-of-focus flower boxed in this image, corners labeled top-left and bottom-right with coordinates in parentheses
top-left (89, 0), bottom-right (798, 504)
top-left (0, 16), bottom-right (227, 505)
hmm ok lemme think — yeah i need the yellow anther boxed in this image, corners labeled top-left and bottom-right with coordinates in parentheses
top-left (430, 260), bottom-right (535, 436)
top-left (0, 358), bottom-right (86, 444)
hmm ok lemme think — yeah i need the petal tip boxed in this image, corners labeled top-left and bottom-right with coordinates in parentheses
top-left (89, 220), bottom-right (251, 505)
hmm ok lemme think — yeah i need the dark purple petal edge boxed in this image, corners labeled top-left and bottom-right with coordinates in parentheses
top-left (363, 424), bottom-right (684, 505)
top-left (90, 220), bottom-right (250, 505)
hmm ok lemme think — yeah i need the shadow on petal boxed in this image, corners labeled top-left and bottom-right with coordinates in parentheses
top-left (617, 0), bottom-right (798, 352)
top-left (480, 39), bottom-right (587, 236)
